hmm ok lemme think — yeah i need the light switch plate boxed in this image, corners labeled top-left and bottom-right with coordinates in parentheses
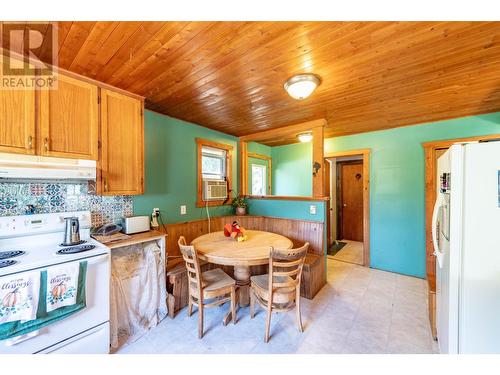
top-left (310, 205), bottom-right (317, 215)
top-left (180, 205), bottom-right (187, 215)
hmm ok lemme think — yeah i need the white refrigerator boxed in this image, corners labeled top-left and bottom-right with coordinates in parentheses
top-left (433, 141), bottom-right (500, 354)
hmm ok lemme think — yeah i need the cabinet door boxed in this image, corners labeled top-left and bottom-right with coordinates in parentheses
top-left (99, 89), bottom-right (144, 195)
top-left (0, 89), bottom-right (36, 155)
top-left (39, 74), bottom-right (99, 160)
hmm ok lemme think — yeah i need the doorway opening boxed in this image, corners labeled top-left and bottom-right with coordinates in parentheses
top-left (324, 149), bottom-right (370, 266)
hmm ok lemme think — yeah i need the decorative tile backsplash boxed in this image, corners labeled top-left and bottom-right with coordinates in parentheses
top-left (0, 182), bottom-right (133, 228)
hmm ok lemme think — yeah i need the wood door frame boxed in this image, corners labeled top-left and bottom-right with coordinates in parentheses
top-left (336, 160), bottom-right (363, 242)
top-left (324, 149), bottom-right (371, 267)
top-left (422, 134), bottom-right (500, 292)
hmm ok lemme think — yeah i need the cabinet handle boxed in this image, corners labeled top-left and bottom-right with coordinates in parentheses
top-left (44, 138), bottom-right (49, 152)
top-left (104, 178), bottom-right (108, 192)
top-left (27, 136), bottom-right (33, 150)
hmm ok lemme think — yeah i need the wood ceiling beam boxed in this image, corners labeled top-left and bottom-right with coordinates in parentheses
top-left (239, 119), bottom-right (327, 143)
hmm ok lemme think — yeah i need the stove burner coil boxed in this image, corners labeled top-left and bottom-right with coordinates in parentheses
top-left (0, 259), bottom-right (17, 268)
top-left (57, 245), bottom-right (96, 255)
top-left (0, 251), bottom-right (25, 260)
top-left (60, 240), bottom-right (87, 247)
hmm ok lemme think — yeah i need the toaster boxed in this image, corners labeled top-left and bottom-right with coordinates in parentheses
top-left (122, 216), bottom-right (150, 234)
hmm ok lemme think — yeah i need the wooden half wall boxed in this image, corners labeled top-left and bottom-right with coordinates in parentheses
top-left (165, 215), bottom-right (325, 258)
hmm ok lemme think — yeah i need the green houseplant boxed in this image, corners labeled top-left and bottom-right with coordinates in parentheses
top-left (232, 196), bottom-right (248, 216)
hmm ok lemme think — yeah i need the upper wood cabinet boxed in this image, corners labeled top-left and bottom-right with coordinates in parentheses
top-left (99, 89), bottom-right (144, 195)
top-left (39, 74), bottom-right (99, 160)
top-left (0, 89), bottom-right (36, 155)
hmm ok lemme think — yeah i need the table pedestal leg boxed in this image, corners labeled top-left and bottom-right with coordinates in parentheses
top-left (234, 265), bottom-right (251, 307)
top-left (222, 265), bottom-right (251, 325)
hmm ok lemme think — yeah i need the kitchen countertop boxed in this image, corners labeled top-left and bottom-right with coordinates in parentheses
top-left (102, 230), bottom-right (167, 249)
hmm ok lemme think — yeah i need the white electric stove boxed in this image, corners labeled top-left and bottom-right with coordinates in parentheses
top-left (0, 211), bottom-right (111, 354)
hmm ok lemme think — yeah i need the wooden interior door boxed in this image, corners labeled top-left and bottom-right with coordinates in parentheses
top-left (99, 89), bottom-right (144, 195)
top-left (39, 74), bottom-right (99, 160)
top-left (338, 161), bottom-right (364, 242)
top-left (0, 89), bottom-right (36, 155)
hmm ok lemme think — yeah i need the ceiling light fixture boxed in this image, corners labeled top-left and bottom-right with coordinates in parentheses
top-left (284, 73), bottom-right (321, 100)
top-left (297, 132), bottom-right (313, 143)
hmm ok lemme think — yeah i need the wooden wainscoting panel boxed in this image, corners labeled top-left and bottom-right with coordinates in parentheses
top-left (166, 215), bottom-right (324, 257)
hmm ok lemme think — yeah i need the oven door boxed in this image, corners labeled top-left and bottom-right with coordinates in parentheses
top-left (0, 253), bottom-right (110, 354)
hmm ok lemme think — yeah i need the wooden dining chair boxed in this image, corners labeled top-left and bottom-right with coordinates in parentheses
top-left (249, 242), bottom-right (309, 343)
top-left (178, 236), bottom-right (237, 339)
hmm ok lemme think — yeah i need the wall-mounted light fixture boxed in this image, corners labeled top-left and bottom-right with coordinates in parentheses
top-left (313, 162), bottom-right (321, 176)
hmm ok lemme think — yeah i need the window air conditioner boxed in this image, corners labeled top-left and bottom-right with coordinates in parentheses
top-left (203, 180), bottom-right (228, 201)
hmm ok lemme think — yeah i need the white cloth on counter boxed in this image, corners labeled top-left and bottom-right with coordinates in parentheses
top-left (110, 240), bottom-right (167, 349)
top-left (46, 262), bottom-right (80, 312)
top-left (0, 271), bottom-right (40, 324)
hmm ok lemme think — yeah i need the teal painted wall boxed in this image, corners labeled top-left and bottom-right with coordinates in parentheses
top-left (271, 142), bottom-right (312, 196)
top-left (133, 111), bottom-right (238, 223)
top-left (326, 112), bottom-right (500, 278)
top-left (247, 198), bottom-right (328, 256)
top-left (247, 198), bottom-right (326, 223)
top-left (263, 112), bottom-right (500, 277)
top-left (247, 141), bottom-right (271, 156)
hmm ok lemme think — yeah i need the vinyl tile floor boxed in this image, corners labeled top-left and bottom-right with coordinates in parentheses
top-left (115, 258), bottom-right (439, 354)
top-left (331, 240), bottom-right (364, 265)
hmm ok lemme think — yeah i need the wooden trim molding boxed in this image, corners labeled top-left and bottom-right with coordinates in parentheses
top-left (312, 126), bottom-right (324, 197)
top-left (324, 149), bottom-right (372, 158)
top-left (196, 137), bottom-right (234, 208)
top-left (247, 152), bottom-right (271, 161)
top-left (324, 148), bottom-right (371, 267)
top-left (239, 141), bottom-right (248, 195)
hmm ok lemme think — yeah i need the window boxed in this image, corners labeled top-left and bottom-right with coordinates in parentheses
top-left (196, 138), bottom-right (233, 207)
top-left (251, 164), bottom-right (267, 195)
top-left (202, 146), bottom-right (226, 180)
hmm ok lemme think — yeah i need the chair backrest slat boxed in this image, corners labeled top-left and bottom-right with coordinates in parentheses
top-left (268, 242), bottom-right (309, 294)
top-left (178, 236), bottom-right (203, 299)
top-left (273, 269), bottom-right (300, 277)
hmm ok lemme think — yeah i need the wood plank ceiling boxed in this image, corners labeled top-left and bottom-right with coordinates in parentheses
top-left (5, 21), bottom-right (500, 142)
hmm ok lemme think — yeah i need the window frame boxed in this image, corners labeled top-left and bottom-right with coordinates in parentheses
top-left (196, 138), bottom-right (233, 207)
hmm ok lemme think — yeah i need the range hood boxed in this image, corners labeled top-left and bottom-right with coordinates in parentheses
top-left (0, 153), bottom-right (96, 181)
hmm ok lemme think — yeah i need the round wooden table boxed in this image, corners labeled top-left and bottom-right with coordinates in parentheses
top-left (191, 230), bottom-right (293, 308)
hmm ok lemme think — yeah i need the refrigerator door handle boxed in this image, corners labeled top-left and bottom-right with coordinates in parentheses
top-left (432, 193), bottom-right (444, 268)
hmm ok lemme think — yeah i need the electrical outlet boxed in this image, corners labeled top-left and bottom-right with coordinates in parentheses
top-left (309, 205), bottom-right (317, 215)
top-left (180, 205), bottom-right (187, 215)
